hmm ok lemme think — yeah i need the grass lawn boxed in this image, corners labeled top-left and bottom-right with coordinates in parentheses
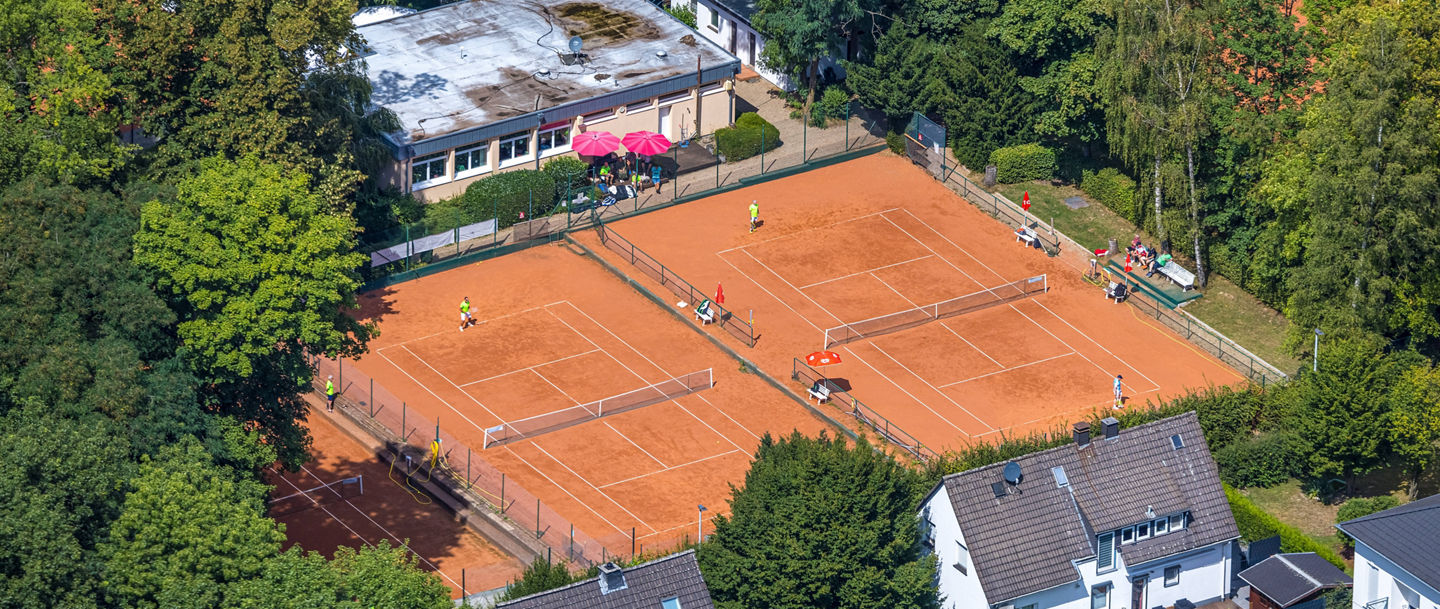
top-left (989, 178), bottom-right (1299, 376)
top-left (1241, 480), bottom-right (1347, 555)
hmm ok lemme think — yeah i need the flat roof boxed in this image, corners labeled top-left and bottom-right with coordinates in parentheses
top-left (357, 0), bottom-right (736, 146)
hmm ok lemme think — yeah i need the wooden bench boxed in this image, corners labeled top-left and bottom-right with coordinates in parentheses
top-left (1158, 261), bottom-right (1197, 291)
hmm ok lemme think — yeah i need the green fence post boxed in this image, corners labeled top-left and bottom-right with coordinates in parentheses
top-left (845, 101), bottom-right (851, 152)
top-left (715, 154), bottom-right (720, 189)
top-left (803, 109), bottom-right (808, 164)
top-left (760, 126), bottom-right (765, 174)
top-left (401, 401), bottom-right (406, 440)
top-left (337, 358), bottom-right (342, 394)
top-left (369, 378), bottom-right (374, 417)
top-left (493, 198), bottom-right (498, 246)
top-left (403, 225), bottom-right (411, 271)
top-left (528, 190), bottom-right (533, 225)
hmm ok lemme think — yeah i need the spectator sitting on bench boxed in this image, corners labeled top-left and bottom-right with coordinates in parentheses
top-left (1146, 251), bottom-right (1172, 277)
top-left (694, 299), bottom-right (715, 324)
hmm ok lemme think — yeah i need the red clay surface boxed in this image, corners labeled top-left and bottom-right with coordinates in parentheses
top-left (350, 244), bottom-right (832, 558)
top-left (268, 405), bottom-right (525, 598)
top-left (574, 153), bottom-right (1244, 452)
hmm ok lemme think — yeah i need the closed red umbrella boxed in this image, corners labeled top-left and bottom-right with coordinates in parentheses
top-left (621, 130), bottom-right (673, 156)
top-left (573, 130), bottom-right (621, 156)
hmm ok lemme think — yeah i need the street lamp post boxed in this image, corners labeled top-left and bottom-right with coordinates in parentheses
top-left (697, 504), bottom-right (707, 542)
top-left (1313, 328), bottom-right (1324, 372)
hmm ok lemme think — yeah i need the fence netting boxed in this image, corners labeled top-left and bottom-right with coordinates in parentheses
top-left (596, 223), bottom-right (757, 347)
top-left (791, 358), bottom-right (936, 463)
top-left (482, 369), bottom-right (713, 448)
top-left (824, 275), bottom-right (1047, 348)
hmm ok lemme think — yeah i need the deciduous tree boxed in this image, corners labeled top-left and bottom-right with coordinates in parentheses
top-left (1388, 364), bottom-right (1440, 499)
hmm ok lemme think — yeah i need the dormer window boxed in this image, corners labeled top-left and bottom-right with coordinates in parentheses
top-left (1137, 522), bottom-right (1152, 540)
top-left (1170, 512), bottom-right (1187, 530)
top-left (1120, 526), bottom-right (1136, 545)
top-left (1154, 518), bottom-right (1169, 534)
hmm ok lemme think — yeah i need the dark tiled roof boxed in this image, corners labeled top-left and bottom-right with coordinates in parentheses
top-left (497, 550), bottom-right (714, 609)
top-left (1239, 553), bottom-right (1351, 607)
top-left (1336, 492), bottom-right (1440, 590)
top-left (938, 413), bottom-right (1239, 604)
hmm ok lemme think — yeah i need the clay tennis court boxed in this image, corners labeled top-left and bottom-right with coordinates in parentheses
top-left (348, 244), bottom-right (832, 559)
top-left (573, 152), bottom-right (1244, 453)
top-left (267, 404), bottom-right (524, 598)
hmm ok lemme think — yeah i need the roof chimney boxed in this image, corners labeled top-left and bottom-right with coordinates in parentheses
top-left (598, 562), bottom-right (627, 595)
top-left (1073, 421), bottom-right (1091, 447)
top-left (1101, 417), bottom-right (1120, 440)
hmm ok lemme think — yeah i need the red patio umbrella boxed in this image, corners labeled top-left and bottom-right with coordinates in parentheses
top-left (573, 130), bottom-right (621, 156)
top-left (806, 351), bottom-right (842, 367)
top-left (621, 130), bottom-right (673, 156)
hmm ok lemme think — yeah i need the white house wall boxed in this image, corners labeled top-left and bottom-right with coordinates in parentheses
top-left (680, 0), bottom-right (849, 91)
top-left (1352, 542), bottom-right (1440, 609)
top-left (923, 491), bottom-right (990, 609)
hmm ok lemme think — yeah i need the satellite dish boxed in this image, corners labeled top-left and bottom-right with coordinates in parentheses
top-left (1003, 461), bottom-right (1023, 486)
top-left (568, 36), bottom-right (583, 54)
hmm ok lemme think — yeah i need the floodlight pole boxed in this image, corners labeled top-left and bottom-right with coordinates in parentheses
top-left (697, 504), bottom-right (707, 542)
top-left (1313, 329), bottom-right (1324, 372)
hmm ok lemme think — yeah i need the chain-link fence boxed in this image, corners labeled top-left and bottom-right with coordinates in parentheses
top-left (1124, 292), bottom-right (1288, 387)
top-left (360, 99), bottom-right (888, 290)
top-left (791, 358), bottom-right (936, 463)
top-left (311, 356), bottom-right (706, 567)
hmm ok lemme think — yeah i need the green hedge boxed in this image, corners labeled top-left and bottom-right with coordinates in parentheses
top-left (1080, 168), bottom-right (1139, 222)
top-left (989, 143), bottom-right (1056, 183)
top-left (1215, 432), bottom-right (1307, 488)
top-left (459, 169), bottom-right (556, 230)
top-left (542, 157), bottom-right (590, 204)
top-left (1224, 483), bottom-right (1347, 571)
top-left (716, 112), bottom-right (781, 162)
top-left (886, 131), bottom-right (906, 155)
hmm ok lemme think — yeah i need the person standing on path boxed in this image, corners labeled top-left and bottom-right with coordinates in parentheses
top-left (749, 200), bottom-right (760, 233)
top-left (325, 375), bottom-right (337, 412)
top-left (1112, 374), bottom-right (1124, 410)
top-left (459, 297), bottom-right (472, 332)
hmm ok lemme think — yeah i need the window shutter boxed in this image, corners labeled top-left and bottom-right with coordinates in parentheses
top-left (1096, 532), bottom-right (1115, 570)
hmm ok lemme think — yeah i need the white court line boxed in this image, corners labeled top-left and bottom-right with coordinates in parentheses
top-left (598, 450), bottom-right (741, 489)
top-left (503, 445), bottom-right (630, 538)
top-left (690, 394), bottom-right (762, 443)
top-left (939, 321), bottom-right (1003, 368)
top-left (840, 346), bottom-right (969, 436)
top-left (868, 342), bottom-right (997, 432)
top-left (459, 349), bottom-right (601, 387)
top-left (531, 442), bottom-right (657, 534)
top-left (743, 249), bottom-right (845, 324)
top-left (714, 208), bottom-right (901, 255)
top-left (544, 307), bottom-right (655, 385)
top-left (938, 352), bottom-right (1076, 387)
top-left (530, 368), bottom-right (586, 407)
top-left (605, 421), bottom-right (667, 468)
top-left (717, 252), bottom-right (824, 334)
top-left (556, 303), bottom-right (752, 453)
top-left (878, 213), bottom-right (984, 287)
top-left (870, 273), bottom-right (920, 309)
top-left (1028, 299), bottom-right (1161, 391)
top-left (378, 302), bottom-right (565, 354)
top-left (971, 387), bottom-right (1164, 438)
top-left (1005, 304), bottom-right (1122, 387)
top-left (897, 209), bottom-right (1009, 284)
top-left (380, 347), bottom-right (499, 428)
top-left (277, 466), bottom-right (461, 589)
top-left (798, 255), bottom-right (933, 289)
top-left (634, 512), bottom-right (726, 542)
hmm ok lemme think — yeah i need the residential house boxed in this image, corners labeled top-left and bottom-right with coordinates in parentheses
top-left (1238, 553), bottom-right (1351, 609)
top-left (496, 550), bottom-right (714, 609)
top-left (355, 0), bottom-right (740, 202)
top-left (668, 0), bottom-right (855, 90)
top-left (1335, 492), bottom-right (1440, 609)
top-left (919, 413), bottom-right (1242, 609)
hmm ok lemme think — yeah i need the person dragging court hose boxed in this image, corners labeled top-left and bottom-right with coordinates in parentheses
top-left (1112, 374), bottom-right (1124, 410)
top-left (459, 297), bottom-right (472, 332)
top-left (326, 376), bottom-right (337, 412)
top-left (749, 200), bottom-right (760, 233)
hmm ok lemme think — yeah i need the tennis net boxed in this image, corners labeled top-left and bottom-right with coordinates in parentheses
top-left (823, 274), bottom-right (1047, 348)
top-left (267, 475), bottom-right (364, 517)
top-left (483, 369), bottom-right (713, 448)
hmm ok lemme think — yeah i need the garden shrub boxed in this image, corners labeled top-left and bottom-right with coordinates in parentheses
top-left (1336, 494), bottom-right (1400, 546)
top-left (989, 143), bottom-right (1057, 183)
top-left (886, 131), bottom-right (906, 155)
top-left (1080, 168), bottom-right (1138, 222)
top-left (715, 112), bottom-right (780, 162)
top-left (458, 169), bottom-right (556, 230)
top-left (1215, 431), bottom-right (1306, 488)
top-left (809, 87), bottom-right (850, 127)
top-left (542, 157), bottom-right (590, 206)
top-left (665, 3), bottom-right (696, 28)
top-left (1224, 483), bottom-right (1346, 570)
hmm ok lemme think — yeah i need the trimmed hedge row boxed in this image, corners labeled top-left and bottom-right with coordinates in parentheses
top-left (716, 112), bottom-right (781, 162)
top-left (1224, 483), bottom-right (1347, 571)
top-left (989, 143), bottom-right (1056, 183)
top-left (1214, 432), bottom-right (1307, 488)
top-left (1080, 168), bottom-right (1139, 223)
